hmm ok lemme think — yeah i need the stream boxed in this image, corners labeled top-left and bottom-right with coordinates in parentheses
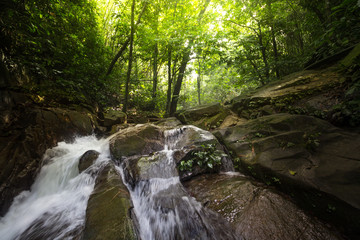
top-left (0, 126), bottom-right (238, 240)
top-left (0, 123), bottom-right (342, 240)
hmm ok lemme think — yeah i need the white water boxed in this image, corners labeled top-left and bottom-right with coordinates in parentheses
top-left (0, 135), bottom-right (111, 240)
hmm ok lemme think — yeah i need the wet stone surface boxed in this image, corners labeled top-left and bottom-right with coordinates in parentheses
top-left (184, 173), bottom-right (344, 240)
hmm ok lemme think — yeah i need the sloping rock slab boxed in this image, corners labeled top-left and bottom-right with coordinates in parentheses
top-left (214, 113), bottom-right (360, 237)
top-left (83, 163), bottom-right (136, 240)
top-left (184, 174), bottom-right (343, 240)
top-left (175, 103), bottom-right (229, 130)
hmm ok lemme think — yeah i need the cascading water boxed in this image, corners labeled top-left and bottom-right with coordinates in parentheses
top-left (0, 135), bottom-right (111, 240)
top-left (1, 124), bottom-right (239, 240)
top-left (118, 126), bottom-right (239, 240)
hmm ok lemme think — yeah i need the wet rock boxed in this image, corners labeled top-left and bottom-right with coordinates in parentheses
top-left (78, 150), bottom-right (99, 173)
top-left (83, 163), bottom-right (136, 240)
top-left (184, 174), bottom-right (343, 240)
top-left (154, 117), bottom-right (182, 128)
top-left (103, 109), bottom-right (126, 128)
top-left (110, 124), bottom-right (164, 160)
top-left (175, 103), bottom-right (229, 130)
top-left (214, 113), bottom-right (360, 236)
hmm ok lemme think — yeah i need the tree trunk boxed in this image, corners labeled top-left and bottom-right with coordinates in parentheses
top-left (122, 0), bottom-right (135, 113)
top-left (152, 42), bottom-right (158, 108)
top-left (270, 26), bottom-right (280, 79)
top-left (165, 45), bottom-right (172, 115)
top-left (197, 58), bottom-right (201, 105)
top-left (266, 0), bottom-right (280, 79)
top-left (106, 2), bottom-right (147, 77)
top-left (151, 8), bottom-right (159, 109)
top-left (169, 0), bottom-right (211, 115)
top-left (258, 21), bottom-right (269, 84)
top-left (169, 49), bottom-right (190, 116)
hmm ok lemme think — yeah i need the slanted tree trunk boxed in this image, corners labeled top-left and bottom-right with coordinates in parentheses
top-left (151, 8), bottom-right (159, 110)
top-left (197, 58), bottom-right (201, 105)
top-left (169, 0), bottom-right (211, 115)
top-left (169, 49), bottom-right (191, 116)
top-left (151, 42), bottom-right (158, 108)
top-left (258, 21), bottom-right (269, 84)
top-left (122, 0), bottom-right (135, 113)
top-left (165, 45), bottom-right (172, 115)
top-left (106, 2), bottom-right (147, 77)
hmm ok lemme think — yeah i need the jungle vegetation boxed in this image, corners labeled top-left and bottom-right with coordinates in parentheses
top-left (1, 0), bottom-right (359, 116)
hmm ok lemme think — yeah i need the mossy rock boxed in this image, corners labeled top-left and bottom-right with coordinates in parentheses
top-left (83, 164), bottom-right (136, 240)
top-left (103, 110), bottom-right (127, 128)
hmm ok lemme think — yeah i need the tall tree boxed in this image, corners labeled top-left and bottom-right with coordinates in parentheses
top-left (106, 2), bottom-right (148, 77)
top-left (169, 0), bottom-right (211, 116)
top-left (123, 0), bottom-right (136, 113)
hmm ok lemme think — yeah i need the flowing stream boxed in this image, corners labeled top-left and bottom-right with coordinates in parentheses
top-left (0, 135), bottom-right (111, 240)
top-left (0, 125), bottom-right (238, 240)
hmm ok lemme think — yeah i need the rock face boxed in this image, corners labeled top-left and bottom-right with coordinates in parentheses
top-left (214, 113), bottom-right (360, 236)
top-left (78, 150), bottom-right (100, 173)
top-left (184, 173), bottom-right (343, 240)
top-left (83, 163), bottom-right (136, 240)
top-left (0, 90), bottom-right (97, 216)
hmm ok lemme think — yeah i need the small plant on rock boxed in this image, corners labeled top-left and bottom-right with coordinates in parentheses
top-left (179, 143), bottom-right (227, 171)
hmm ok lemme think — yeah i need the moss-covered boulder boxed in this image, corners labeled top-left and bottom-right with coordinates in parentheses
top-left (185, 174), bottom-right (343, 240)
top-left (103, 109), bottom-right (127, 128)
top-left (83, 163), bottom-right (136, 240)
top-left (175, 103), bottom-right (229, 130)
top-left (214, 113), bottom-right (360, 236)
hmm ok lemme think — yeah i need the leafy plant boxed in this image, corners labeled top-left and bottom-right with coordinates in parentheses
top-left (179, 143), bottom-right (226, 171)
top-left (303, 132), bottom-right (321, 151)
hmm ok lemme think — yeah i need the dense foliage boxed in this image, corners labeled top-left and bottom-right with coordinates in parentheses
top-left (1, 0), bottom-right (359, 113)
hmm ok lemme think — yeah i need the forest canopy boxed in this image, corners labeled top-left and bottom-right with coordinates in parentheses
top-left (1, 0), bottom-right (359, 115)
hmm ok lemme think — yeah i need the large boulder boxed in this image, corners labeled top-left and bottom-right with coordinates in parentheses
top-left (185, 173), bottom-right (343, 240)
top-left (214, 113), bottom-right (360, 237)
top-left (83, 163), bottom-right (136, 240)
top-left (110, 124), bottom-right (164, 160)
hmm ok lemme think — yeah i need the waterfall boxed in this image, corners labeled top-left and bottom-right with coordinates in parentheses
top-left (0, 135), bottom-right (111, 240)
top-left (118, 126), bottom-right (238, 240)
